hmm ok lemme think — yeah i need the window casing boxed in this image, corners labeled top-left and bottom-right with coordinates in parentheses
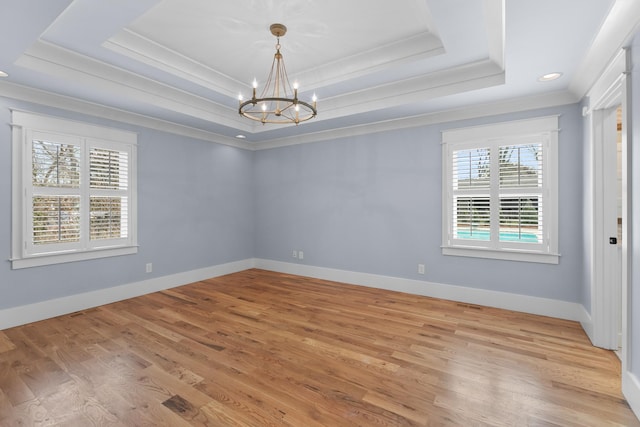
top-left (11, 110), bottom-right (137, 269)
top-left (442, 116), bottom-right (559, 264)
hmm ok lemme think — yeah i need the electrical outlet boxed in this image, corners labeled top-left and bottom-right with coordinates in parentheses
top-left (298, 251), bottom-right (304, 260)
top-left (292, 250), bottom-right (298, 258)
top-left (418, 263), bottom-right (425, 275)
top-left (146, 263), bottom-right (153, 273)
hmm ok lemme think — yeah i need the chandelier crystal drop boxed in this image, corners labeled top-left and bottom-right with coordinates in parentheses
top-left (238, 23), bottom-right (317, 125)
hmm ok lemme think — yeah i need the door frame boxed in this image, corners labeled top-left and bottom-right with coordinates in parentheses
top-left (585, 48), bottom-right (630, 368)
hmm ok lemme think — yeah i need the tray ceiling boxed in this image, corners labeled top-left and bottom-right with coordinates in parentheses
top-left (0, 0), bottom-right (636, 147)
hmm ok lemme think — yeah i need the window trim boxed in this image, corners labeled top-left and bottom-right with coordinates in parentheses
top-left (441, 116), bottom-right (559, 264)
top-left (11, 110), bottom-right (138, 269)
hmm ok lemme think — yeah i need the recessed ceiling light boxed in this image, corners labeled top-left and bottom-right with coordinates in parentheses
top-left (235, 134), bottom-right (246, 139)
top-left (0, 71), bottom-right (8, 78)
top-left (538, 72), bottom-right (562, 82)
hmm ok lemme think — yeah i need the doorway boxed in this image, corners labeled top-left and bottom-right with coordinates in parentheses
top-left (588, 49), bottom-right (629, 370)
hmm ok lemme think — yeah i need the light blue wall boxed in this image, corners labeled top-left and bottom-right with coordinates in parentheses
top-left (0, 98), bottom-right (254, 309)
top-left (630, 33), bottom-right (640, 379)
top-left (0, 100), bottom-right (585, 309)
top-left (254, 104), bottom-right (584, 302)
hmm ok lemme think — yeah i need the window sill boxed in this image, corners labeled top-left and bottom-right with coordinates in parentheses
top-left (442, 246), bottom-right (559, 264)
top-left (11, 246), bottom-right (138, 269)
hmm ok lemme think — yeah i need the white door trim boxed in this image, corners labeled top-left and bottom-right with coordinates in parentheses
top-left (585, 48), bottom-right (630, 368)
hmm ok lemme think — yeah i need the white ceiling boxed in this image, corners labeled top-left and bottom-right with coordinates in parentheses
top-left (1, 0), bottom-right (639, 148)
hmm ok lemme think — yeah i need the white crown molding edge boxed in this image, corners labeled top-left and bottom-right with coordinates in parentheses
top-left (254, 259), bottom-right (584, 322)
top-left (0, 81), bottom-right (252, 150)
top-left (104, 28), bottom-right (245, 99)
top-left (256, 90), bottom-right (578, 150)
top-left (0, 259), bottom-right (254, 331)
top-left (315, 59), bottom-right (505, 122)
top-left (242, 58), bottom-right (506, 135)
top-left (16, 34), bottom-right (505, 138)
top-left (11, 0), bottom-right (507, 141)
top-left (106, 29), bottom-right (445, 96)
top-left (485, 0), bottom-right (505, 70)
top-left (568, 0), bottom-right (640, 99)
top-left (295, 32), bottom-right (445, 91)
top-left (103, 0), bottom-right (503, 96)
top-left (4, 0), bottom-right (508, 145)
top-left (583, 48), bottom-right (627, 115)
top-left (623, 371), bottom-right (640, 422)
top-left (16, 40), bottom-right (253, 133)
top-left (0, 79), bottom-right (577, 152)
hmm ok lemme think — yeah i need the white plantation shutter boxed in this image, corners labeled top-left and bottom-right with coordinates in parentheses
top-left (12, 110), bottom-right (137, 268)
top-left (451, 148), bottom-right (491, 241)
top-left (90, 196), bottom-right (128, 240)
top-left (452, 148), bottom-right (490, 189)
top-left (442, 116), bottom-right (558, 263)
top-left (498, 143), bottom-right (544, 244)
top-left (498, 197), bottom-right (542, 242)
top-left (32, 196), bottom-right (81, 245)
top-left (89, 146), bottom-right (130, 242)
top-left (29, 135), bottom-right (83, 251)
top-left (32, 139), bottom-right (80, 188)
top-left (498, 142), bottom-right (544, 243)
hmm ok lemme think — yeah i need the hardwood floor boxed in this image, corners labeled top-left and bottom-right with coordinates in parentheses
top-left (0, 269), bottom-right (637, 426)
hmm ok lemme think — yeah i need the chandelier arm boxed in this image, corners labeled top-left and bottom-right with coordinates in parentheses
top-left (239, 97), bottom-right (317, 124)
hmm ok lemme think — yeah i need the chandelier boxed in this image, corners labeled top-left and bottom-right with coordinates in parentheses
top-left (238, 23), bottom-right (317, 125)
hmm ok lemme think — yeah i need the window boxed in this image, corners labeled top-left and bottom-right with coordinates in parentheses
top-left (442, 116), bottom-right (559, 263)
top-left (11, 110), bottom-right (137, 269)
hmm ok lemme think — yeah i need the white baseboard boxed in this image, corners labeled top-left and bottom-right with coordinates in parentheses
top-left (578, 304), bottom-right (595, 344)
top-left (0, 258), bottom-right (254, 330)
top-left (254, 259), bottom-right (584, 321)
top-left (623, 371), bottom-right (640, 421)
top-left (1, 257), bottom-right (585, 330)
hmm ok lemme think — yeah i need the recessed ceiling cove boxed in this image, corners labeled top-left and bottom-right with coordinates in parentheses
top-left (105, 0), bottom-right (446, 96)
top-left (1, 0), bottom-right (630, 145)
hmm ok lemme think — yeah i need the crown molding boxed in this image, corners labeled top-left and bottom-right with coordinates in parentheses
top-left (0, 79), bottom-right (577, 152)
top-left (486, 0), bottom-right (505, 70)
top-left (0, 81), bottom-right (252, 150)
top-left (107, 29), bottom-right (445, 96)
top-left (0, 0), bottom-right (527, 149)
top-left (104, 28), bottom-right (245, 99)
top-left (569, 0), bottom-right (640, 98)
top-left (15, 0), bottom-right (507, 139)
top-left (12, 0), bottom-right (507, 140)
top-left (255, 90), bottom-right (578, 150)
top-left (16, 39), bottom-right (253, 132)
top-left (295, 31), bottom-right (445, 91)
top-left (315, 59), bottom-right (505, 123)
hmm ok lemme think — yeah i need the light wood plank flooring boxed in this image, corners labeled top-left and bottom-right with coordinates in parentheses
top-left (0, 269), bottom-right (637, 426)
